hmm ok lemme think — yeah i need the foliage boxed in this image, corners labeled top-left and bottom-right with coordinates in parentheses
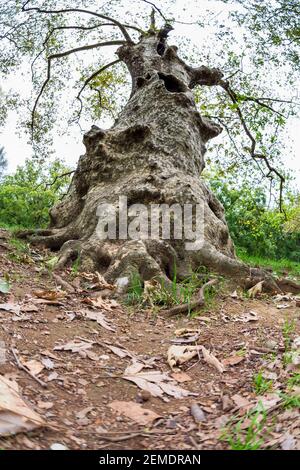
top-left (206, 170), bottom-right (300, 262)
top-left (0, 0), bottom-right (298, 202)
top-left (226, 0), bottom-right (300, 71)
top-left (0, 158), bottom-right (72, 229)
top-left (127, 267), bottom-right (217, 316)
top-left (280, 393), bottom-right (300, 410)
top-left (127, 271), bottom-right (144, 305)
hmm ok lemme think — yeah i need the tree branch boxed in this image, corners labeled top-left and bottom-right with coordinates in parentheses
top-left (21, 2), bottom-right (134, 43)
top-left (189, 66), bottom-right (224, 88)
top-left (219, 79), bottom-right (286, 211)
top-left (35, 170), bottom-right (75, 190)
top-left (31, 41), bottom-right (124, 135)
top-left (141, 0), bottom-right (169, 22)
top-left (75, 59), bottom-right (121, 122)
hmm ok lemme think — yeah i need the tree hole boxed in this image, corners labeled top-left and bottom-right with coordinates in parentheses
top-left (158, 73), bottom-right (187, 93)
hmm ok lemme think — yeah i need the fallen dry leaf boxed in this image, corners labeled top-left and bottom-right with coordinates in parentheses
top-left (236, 311), bottom-right (259, 322)
top-left (222, 355), bottom-right (245, 366)
top-left (33, 290), bottom-right (66, 301)
top-left (21, 303), bottom-right (39, 313)
top-left (281, 433), bottom-right (296, 450)
top-left (123, 370), bottom-right (196, 401)
top-left (0, 375), bottom-right (45, 436)
top-left (170, 371), bottom-right (192, 383)
top-left (254, 393), bottom-right (281, 411)
top-left (231, 394), bottom-right (252, 409)
top-left (124, 361), bottom-right (145, 375)
top-left (37, 401), bottom-right (53, 410)
top-left (105, 344), bottom-right (134, 359)
top-left (109, 400), bottom-right (161, 426)
top-left (22, 359), bottom-right (44, 376)
top-left (190, 403), bottom-right (206, 423)
top-left (276, 303), bottom-right (292, 310)
top-left (167, 345), bottom-right (200, 369)
top-left (54, 339), bottom-right (93, 354)
top-left (172, 328), bottom-right (201, 344)
top-left (41, 357), bottom-right (55, 370)
top-left (222, 395), bottom-right (234, 411)
top-left (0, 303), bottom-right (21, 316)
top-left (248, 281), bottom-right (264, 298)
top-left (85, 296), bottom-right (120, 311)
top-left (83, 309), bottom-right (116, 332)
top-left (81, 272), bottom-right (114, 290)
top-left (76, 406), bottom-right (94, 420)
top-left (230, 290), bottom-right (238, 299)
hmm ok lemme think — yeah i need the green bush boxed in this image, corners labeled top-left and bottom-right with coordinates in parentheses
top-left (207, 172), bottom-right (300, 262)
top-left (0, 158), bottom-right (72, 229)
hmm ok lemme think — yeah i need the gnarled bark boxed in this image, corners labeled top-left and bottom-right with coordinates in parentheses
top-left (20, 29), bottom-right (291, 293)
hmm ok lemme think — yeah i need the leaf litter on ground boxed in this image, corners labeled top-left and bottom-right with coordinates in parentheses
top-left (0, 375), bottom-right (45, 436)
top-left (109, 400), bottom-right (161, 426)
top-left (122, 369), bottom-right (197, 402)
top-left (167, 344), bottom-right (225, 373)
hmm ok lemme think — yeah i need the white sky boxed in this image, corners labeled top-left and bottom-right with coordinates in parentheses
top-left (0, 0), bottom-right (299, 186)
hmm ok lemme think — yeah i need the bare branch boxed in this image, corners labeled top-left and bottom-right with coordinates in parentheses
top-left (219, 79), bottom-right (286, 211)
top-left (75, 59), bottom-right (121, 121)
top-left (141, 0), bottom-right (169, 22)
top-left (236, 95), bottom-right (286, 118)
top-left (22, 2), bottom-right (134, 43)
top-left (31, 41), bottom-right (125, 135)
top-left (35, 170), bottom-right (75, 190)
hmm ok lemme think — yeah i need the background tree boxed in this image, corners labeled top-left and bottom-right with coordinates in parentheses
top-left (0, 158), bottom-right (71, 228)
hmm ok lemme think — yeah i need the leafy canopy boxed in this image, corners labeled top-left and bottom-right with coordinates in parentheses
top-left (0, 1), bottom-right (299, 204)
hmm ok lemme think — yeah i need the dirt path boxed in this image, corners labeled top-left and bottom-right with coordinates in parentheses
top-left (0, 230), bottom-right (299, 450)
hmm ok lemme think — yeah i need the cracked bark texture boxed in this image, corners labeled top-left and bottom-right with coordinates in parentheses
top-left (23, 31), bottom-right (265, 287)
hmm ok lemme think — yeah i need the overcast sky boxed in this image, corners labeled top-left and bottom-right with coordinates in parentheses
top-left (1, 0), bottom-right (299, 185)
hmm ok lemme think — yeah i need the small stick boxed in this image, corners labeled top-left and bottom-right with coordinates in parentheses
top-left (161, 279), bottom-right (218, 317)
top-left (11, 348), bottom-right (48, 388)
top-left (52, 273), bottom-right (76, 293)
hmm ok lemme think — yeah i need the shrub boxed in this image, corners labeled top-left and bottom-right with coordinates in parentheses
top-left (0, 158), bottom-right (72, 229)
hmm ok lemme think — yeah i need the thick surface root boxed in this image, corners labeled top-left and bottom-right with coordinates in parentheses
top-left (18, 229), bottom-right (300, 296)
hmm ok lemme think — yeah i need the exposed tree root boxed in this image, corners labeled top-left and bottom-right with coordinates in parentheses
top-left (161, 279), bottom-right (219, 317)
top-left (17, 228), bottom-right (300, 297)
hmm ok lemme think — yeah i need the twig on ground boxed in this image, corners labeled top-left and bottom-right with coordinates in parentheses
top-left (161, 279), bottom-right (218, 317)
top-left (52, 273), bottom-right (76, 293)
top-left (11, 348), bottom-right (48, 388)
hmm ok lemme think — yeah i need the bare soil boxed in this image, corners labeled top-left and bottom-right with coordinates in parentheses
top-left (0, 229), bottom-right (299, 450)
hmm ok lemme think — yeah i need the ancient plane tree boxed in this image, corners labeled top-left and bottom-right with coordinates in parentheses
top-left (2, 1), bottom-right (298, 292)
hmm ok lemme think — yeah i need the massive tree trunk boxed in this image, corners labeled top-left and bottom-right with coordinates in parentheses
top-left (23, 30), bottom-right (267, 287)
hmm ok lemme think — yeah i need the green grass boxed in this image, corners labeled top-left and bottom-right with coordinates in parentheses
top-left (237, 250), bottom-right (300, 278)
top-left (287, 372), bottom-right (300, 388)
top-left (221, 408), bottom-right (268, 450)
top-left (0, 222), bottom-right (29, 232)
top-left (126, 271), bottom-right (144, 305)
top-left (8, 237), bottom-right (32, 263)
top-left (282, 318), bottom-right (296, 351)
top-left (71, 255), bottom-right (81, 275)
top-left (253, 371), bottom-right (273, 395)
top-left (126, 267), bottom-right (218, 314)
top-left (280, 392), bottom-right (300, 409)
